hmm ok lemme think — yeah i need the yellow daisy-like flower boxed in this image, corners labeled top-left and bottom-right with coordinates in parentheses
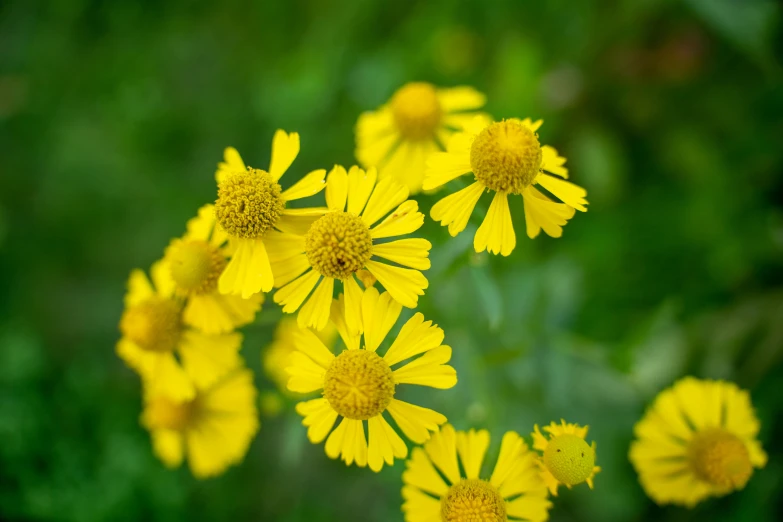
top-left (532, 420), bottom-right (600, 496)
top-left (424, 118), bottom-right (588, 256)
top-left (117, 262), bottom-right (242, 401)
top-left (262, 317), bottom-right (337, 393)
top-left (214, 130), bottom-right (328, 298)
top-left (161, 204), bottom-right (263, 334)
top-left (356, 82), bottom-right (489, 194)
top-left (287, 287), bottom-right (457, 472)
top-left (271, 165), bottom-right (430, 332)
top-left (629, 377), bottom-right (767, 507)
top-left (141, 367), bottom-right (259, 479)
top-left (402, 424), bottom-right (552, 522)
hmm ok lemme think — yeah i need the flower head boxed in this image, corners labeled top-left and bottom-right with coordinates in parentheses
top-left (532, 420), bottom-right (600, 495)
top-left (271, 165), bottom-right (430, 332)
top-left (287, 287), bottom-right (457, 472)
top-left (629, 377), bottom-right (767, 507)
top-left (141, 368), bottom-right (259, 479)
top-left (356, 82), bottom-right (489, 194)
top-left (402, 425), bottom-right (552, 522)
top-left (425, 118), bottom-right (588, 256)
top-left (117, 262), bottom-right (243, 401)
top-left (214, 130), bottom-right (329, 298)
top-left (162, 204), bottom-right (263, 334)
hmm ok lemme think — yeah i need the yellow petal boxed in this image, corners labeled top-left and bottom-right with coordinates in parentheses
top-left (392, 345), bottom-right (457, 389)
top-left (371, 238), bottom-right (431, 270)
top-left (342, 276), bottom-right (363, 335)
top-left (177, 330), bottom-right (243, 389)
top-left (297, 276), bottom-right (334, 331)
top-left (436, 86), bottom-right (486, 112)
top-left (361, 176), bottom-right (409, 227)
top-left (535, 173), bottom-right (588, 211)
top-left (368, 415), bottom-right (407, 472)
top-left (280, 169), bottom-right (327, 201)
top-left (384, 312), bottom-right (444, 366)
top-left (380, 141), bottom-right (435, 195)
top-left (269, 130), bottom-right (300, 181)
top-left (150, 429), bottom-right (184, 468)
top-left (346, 165), bottom-right (378, 215)
top-left (141, 352), bottom-right (195, 402)
top-left (183, 293), bottom-right (262, 334)
top-left (273, 270), bottom-right (320, 313)
top-left (150, 259), bottom-right (176, 298)
top-left (216, 146), bottom-right (246, 184)
top-left (522, 186), bottom-right (575, 239)
top-left (330, 296), bottom-right (361, 350)
top-left (423, 424), bottom-right (461, 484)
top-left (296, 398), bottom-right (338, 443)
top-left (401, 484), bottom-right (443, 522)
top-left (505, 496), bottom-right (553, 522)
top-left (275, 207), bottom-right (329, 235)
top-left (541, 145), bottom-right (569, 179)
top-left (422, 150), bottom-right (472, 191)
top-left (365, 260), bottom-right (428, 309)
top-left (360, 287), bottom-right (402, 352)
top-left (125, 269), bottom-right (154, 306)
top-left (430, 181), bottom-right (484, 236)
top-left (474, 192), bottom-right (516, 256)
top-left (456, 429), bottom-right (490, 479)
top-left (402, 447), bottom-right (450, 497)
top-left (369, 200), bottom-right (424, 240)
top-left (218, 238), bottom-right (274, 297)
top-left (184, 204), bottom-right (216, 243)
top-left (289, 325), bottom-right (336, 368)
top-left (286, 351), bottom-right (327, 393)
top-left (325, 165), bottom-right (348, 211)
top-left (387, 399), bottom-right (447, 445)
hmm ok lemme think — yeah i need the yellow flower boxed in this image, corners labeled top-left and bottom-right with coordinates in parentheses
top-left (214, 130), bottom-right (328, 298)
top-left (262, 317), bottom-right (336, 393)
top-left (117, 261), bottom-right (243, 401)
top-left (629, 377), bottom-right (767, 507)
top-left (424, 118), bottom-right (588, 256)
top-left (161, 204), bottom-right (263, 334)
top-left (271, 165), bottom-right (430, 332)
top-left (532, 420), bottom-right (600, 495)
top-left (287, 287), bottom-right (456, 472)
top-left (141, 367), bottom-right (259, 479)
top-left (402, 424), bottom-right (552, 522)
top-left (356, 82), bottom-right (489, 194)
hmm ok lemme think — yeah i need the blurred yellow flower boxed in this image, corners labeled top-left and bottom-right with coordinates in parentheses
top-left (141, 368), bottom-right (259, 479)
top-left (402, 425), bottom-right (552, 522)
top-left (629, 377), bottom-right (767, 507)
top-left (117, 262), bottom-right (242, 401)
top-left (214, 130), bottom-right (328, 298)
top-left (271, 165), bottom-right (430, 332)
top-left (161, 204), bottom-right (263, 334)
top-left (355, 82), bottom-right (489, 194)
top-left (262, 317), bottom-right (336, 393)
top-left (424, 118), bottom-right (588, 256)
top-left (532, 420), bottom-right (600, 495)
top-left (287, 287), bottom-right (456, 472)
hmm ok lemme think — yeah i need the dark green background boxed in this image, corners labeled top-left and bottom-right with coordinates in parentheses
top-left (1, 0), bottom-right (782, 520)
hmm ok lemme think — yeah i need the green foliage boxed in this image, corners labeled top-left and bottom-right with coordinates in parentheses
top-left (1, 0), bottom-right (782, 520)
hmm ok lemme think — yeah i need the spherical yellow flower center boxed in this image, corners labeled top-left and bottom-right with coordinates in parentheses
top-left (470, 120), bottom-right (542, 194)
top-left (441, 479), bottom-right (506, 522)
top-left (305, 211), bottom-right (373, 279)
top-left (119, 298), bottom-right (182, 352)
top-left (167, 240), bottom-right (226, 294)
top-left (215, 168), bottom-right (285, 239)
top-left (144, 397), bottom-right (195, 431)
top-left (688, 429), bottom-right (752, 490)
top-left (542, 434), bottom-right (595, 486)
top-left (391, 82), bottom-right (443, 141)
top-left (323, 350), bottom-right (395, 420)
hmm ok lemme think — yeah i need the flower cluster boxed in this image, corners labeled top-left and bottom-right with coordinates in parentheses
top-left (116, 82), bottom-right (766, 515)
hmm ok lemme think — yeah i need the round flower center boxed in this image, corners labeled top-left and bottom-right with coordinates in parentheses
top-left (391, 82), bottom-right (443, 141)
top-left (470, 120), bottom-right (542, 194)
top-left (305, 211), bottom-right (373, 279)
top-left (323, 350), bottom-right (394, 420)
top-left (215, 168), bottom-right (285, 239)
top-left (119, 298), bottom-right (182, 352)
top-left (143, 397), bottom-right (195, 431)
top-left (688, 429), bottom-right (752, 490)
top-left (542, 434), bottom-right (595, 486)
top-left (167, 240), bottom-right (226, 294)
top-left (441, 479), bottom-right (506, 522)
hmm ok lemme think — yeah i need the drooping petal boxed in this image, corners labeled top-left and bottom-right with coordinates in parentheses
top-left (365, 260), bottom-right (428, 309)
top-left (387, 399), bottom-right (447, 445)
top-left (522, 186), bottom-right (575, 239)
top-left (368, 415), bottom-right (408, 472)
top-left (535, 173), bottom-right (588, 211)
top-left (474, 191), bottom-right (516, 256)
top-left (296, 398), bottom-right (338, 443)
top-left (273, 270), bottom-right (321, 313)
top-left (218, 238), bottom-right (274, 296)
top-left (269, 130), bottom-right (300, 181)
top-left (430, 181), bottom-right (484, 236)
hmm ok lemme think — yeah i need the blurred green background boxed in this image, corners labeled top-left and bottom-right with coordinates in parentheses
top-left (2, 0), bottom-right (782, 520)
